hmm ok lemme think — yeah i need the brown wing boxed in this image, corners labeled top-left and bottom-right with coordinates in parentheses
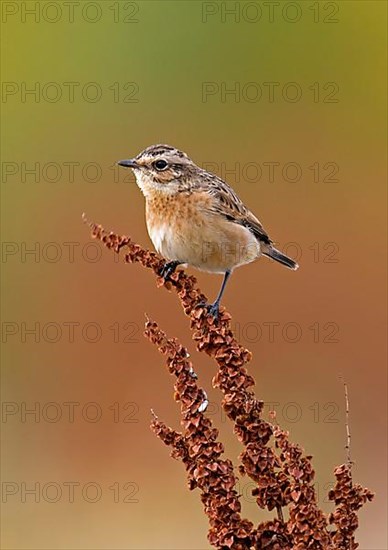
top-left (196, 171), bottom-right (273, 245)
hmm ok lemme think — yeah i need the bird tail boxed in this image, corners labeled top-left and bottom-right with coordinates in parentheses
top-left (263, 246), bottom-right (299, 271)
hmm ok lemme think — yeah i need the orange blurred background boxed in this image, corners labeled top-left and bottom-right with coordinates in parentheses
top-left (1, 1), bottom-right (386, 548)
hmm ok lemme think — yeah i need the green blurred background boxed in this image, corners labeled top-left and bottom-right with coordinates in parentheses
top-left (1, 1), bottom-right (386, 548)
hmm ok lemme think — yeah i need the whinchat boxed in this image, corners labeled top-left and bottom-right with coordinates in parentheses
top-left (118, 144), bottom-right (299, 317)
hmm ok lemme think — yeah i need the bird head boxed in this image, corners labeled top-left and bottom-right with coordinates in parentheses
top-left (118, 144), bottom-right (197, 196)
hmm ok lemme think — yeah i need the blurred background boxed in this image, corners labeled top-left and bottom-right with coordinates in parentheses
top-left (1, 1), bottom-right (386, 548)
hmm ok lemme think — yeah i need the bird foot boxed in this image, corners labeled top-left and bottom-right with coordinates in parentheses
top-left (159, 261), bottom-right (180, 281)
top-left (197, 300), bottom-right (220, 320)
top-left (207, 302), bottom-right (220, 319)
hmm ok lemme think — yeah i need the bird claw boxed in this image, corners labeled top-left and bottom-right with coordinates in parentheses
top-left (197, 301), bottom-right (220, 320)
top-left (159, 261), bottom-right (180, 281)
top-left (207, 302), bottom-right (220, 319)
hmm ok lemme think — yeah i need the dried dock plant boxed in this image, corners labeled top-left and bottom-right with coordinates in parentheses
top-left (83, 215), bottom-right (374, 550)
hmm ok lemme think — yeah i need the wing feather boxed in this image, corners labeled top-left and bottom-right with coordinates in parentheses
top-left (195, 171), bottom-right (273, 245)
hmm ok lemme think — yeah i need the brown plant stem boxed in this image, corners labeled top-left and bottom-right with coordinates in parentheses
top-left (84, 215), bottom-right (374, 550)
top-left (145, 319), bottom-right (254, 549)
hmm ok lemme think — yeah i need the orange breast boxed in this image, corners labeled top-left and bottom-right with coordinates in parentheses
top-left (145, 191), bottom-right (260, 272)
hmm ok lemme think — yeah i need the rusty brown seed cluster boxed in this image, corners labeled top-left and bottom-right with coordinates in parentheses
top-left (84, 215), bottom-right (374, 550)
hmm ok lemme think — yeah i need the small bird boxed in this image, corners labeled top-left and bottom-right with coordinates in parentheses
top-left (118, 144), bottom-right (298, 317)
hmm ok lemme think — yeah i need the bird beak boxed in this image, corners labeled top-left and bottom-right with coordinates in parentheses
top-left (117, 159), bottom-right (139, 168)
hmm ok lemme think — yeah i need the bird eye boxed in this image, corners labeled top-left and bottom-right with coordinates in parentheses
top-left (153, 159), bottom-right (168, 171)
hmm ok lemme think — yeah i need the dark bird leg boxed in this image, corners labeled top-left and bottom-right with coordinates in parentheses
top-left (160, 260), bottom-right (181, 281)
top-left (208, 270), bottom-right (231, 318)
